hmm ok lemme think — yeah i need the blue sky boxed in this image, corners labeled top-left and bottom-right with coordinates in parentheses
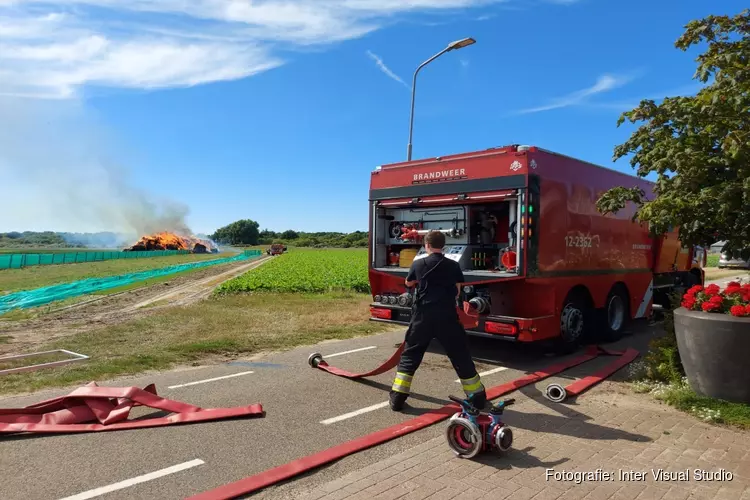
top-left (0, 0), bottom-right (743, 236)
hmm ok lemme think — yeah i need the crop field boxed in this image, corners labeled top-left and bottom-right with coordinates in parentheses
top-left (217, 248), bottom-right (369, 294)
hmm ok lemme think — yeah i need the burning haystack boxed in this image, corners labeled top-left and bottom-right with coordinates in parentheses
top-left (125, 232), bottom-right (219, 253)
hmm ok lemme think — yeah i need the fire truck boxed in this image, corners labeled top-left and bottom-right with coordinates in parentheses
top-left (368, 145), bottom-right (706, 351)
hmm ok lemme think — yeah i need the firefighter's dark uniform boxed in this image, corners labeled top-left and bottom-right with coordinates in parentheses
top-left (390, 252), bottom-right (486, 410)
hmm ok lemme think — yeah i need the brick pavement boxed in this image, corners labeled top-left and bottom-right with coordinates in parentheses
top-left (297, 385), bottom-right (750, 500)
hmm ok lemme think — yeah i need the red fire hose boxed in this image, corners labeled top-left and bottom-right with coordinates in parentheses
top-left (544, 346), bottom-right (639, 403)
top-left (188, 344), bottom-right (637, 500)
top-left (0, 382), bottom-right (264, 434)
top-left (306, 343), bottom-right (405, 378)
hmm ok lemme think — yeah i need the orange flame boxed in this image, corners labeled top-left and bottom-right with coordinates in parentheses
top-left (126, 232), bottom-right (217, 253)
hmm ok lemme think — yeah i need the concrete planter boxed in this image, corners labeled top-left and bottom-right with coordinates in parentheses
top-left (674, 307), bottom-right (750, 404)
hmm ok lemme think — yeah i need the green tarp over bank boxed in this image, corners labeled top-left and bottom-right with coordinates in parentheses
top-left (0, 250), bottom-right (195, 270)
top-left (0, 250), bottom-right (261, 315)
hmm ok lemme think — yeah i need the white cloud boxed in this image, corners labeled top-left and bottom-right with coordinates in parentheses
top-left (0, 0), bottom-right (582, 99)
top-left (0, 1), bottom-right (507, 99)
top-left (366, 50), bottom-right (409, 88)
top-left (586, 83), bottom-right (706, 112)
top-left (516, 74), bottom-right (636, 114)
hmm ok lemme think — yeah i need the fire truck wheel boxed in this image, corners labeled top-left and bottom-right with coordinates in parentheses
top-left (556, 292), bottom-right (592, 353)
top-left (600, 285), bottom-right (629, 341)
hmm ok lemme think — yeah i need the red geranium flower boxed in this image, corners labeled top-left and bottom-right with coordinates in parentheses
top-left (725, 285), bottom-right (742, 295)
top-left (701, 301), bottom-right (721, 312)
top-left (704, 284), bottom-right (721, 296)
top-left (728, 281), bottom-right (741, 287)
top-left (681, 297), bottom-right (697, 310)
top-left (709, 295), bottom-right (724, 304)
top-left (730, 305), bottom-right (749, 317)
top-left (746, 304), bottom-right (750, 315)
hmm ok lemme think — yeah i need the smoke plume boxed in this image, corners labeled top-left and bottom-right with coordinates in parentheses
top-left (0, 97), bottom-right (193, 243)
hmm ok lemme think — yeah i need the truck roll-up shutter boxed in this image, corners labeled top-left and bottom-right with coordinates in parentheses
top-left (377, 190), bottom-right (515, 208)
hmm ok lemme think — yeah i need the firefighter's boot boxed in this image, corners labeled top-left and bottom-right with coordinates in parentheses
top-left (389, 390), bottom-right (408, 411)
top-left (469, 389), bottom-right (487, 410)
top-left (390, 372), bottom-right (413, 411)
top-left (460, 374), bottom-right (487, 410)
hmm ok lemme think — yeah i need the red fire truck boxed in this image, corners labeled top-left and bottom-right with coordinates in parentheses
top-left (368, 145), bottom-right (706, 350)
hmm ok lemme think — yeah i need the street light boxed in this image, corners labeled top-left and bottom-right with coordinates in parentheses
top-left (406, 37), bottom-right (476, 161)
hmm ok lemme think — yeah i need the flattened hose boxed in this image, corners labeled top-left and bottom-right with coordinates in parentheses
top-left (189, 345), bottom-right (639, 499)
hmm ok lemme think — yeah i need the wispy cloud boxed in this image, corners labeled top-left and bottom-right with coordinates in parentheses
top-left (0, 0), bottom-right (586, 100)
top-left (586, 83), bottom-right (706, 112)
top-left (366, 50), bottom-right (410, 89)
top-left (0, 0), bottom-right (534, 99)
top-left (515, 74), bottom-right (636, 114)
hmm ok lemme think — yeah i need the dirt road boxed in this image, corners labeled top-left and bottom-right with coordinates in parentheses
top-left (0, 256), bottom-right (271, 354)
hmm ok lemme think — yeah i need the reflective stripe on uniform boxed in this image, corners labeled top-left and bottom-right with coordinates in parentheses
top-left (461, 374), bottom-right (484, 396)
top-left (392, 372), bottom-right (413, 394)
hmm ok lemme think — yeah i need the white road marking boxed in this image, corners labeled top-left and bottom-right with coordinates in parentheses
top-left (456, 366), bottom-right (507, 383)
top-left (320, 401), bottom-right (390, 425)
top-left (58, 459), bottom-right (205, 500)
top-left (167, 371), bottom-right (254, 389)
top-left (324, 346), bottom-right (377, 358)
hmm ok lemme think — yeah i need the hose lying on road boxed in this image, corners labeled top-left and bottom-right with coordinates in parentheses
top-left (0, 382), bottom-right (264, 434)
top-left (307, 343), bottom-right (405, 378)
top-left (188, 345), bottom-right (638, 500)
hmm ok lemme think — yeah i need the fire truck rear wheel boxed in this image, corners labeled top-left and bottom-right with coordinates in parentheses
top-left (555, 292), bottom-right (592, 353)
top-left (600, 285), bottom-right (629, 342)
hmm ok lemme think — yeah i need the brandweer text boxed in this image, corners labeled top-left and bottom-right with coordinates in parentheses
top-left (413, 169), bottom-right (466, 181)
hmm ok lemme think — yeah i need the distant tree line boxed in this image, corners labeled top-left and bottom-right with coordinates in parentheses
top-left (0, 231), bottom-right (83, 249)
top-left (0, 231), bottom-right (127, 249)
top-left (209, 220), bottom-right (367, 248)
top-left (1, 224), bottom-right (368, 250)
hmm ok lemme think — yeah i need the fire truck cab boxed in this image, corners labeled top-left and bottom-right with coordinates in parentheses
top-left (368, 145), bottom-right (705, 351)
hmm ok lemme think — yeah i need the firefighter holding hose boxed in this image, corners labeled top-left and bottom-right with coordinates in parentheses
top-left (390, 230), bottom-right (487, 411)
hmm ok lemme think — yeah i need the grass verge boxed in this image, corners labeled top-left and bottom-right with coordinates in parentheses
top-left (0, 252), bottom-right (234, 293)
top-left (0, 292), bottom-right (395, 395)
top-left (626, 290), bottom-right (750, 430)
top-left (0, 263), bottom-right (235, 322)
top-left (703, 267), bottom-right (749, 281)
top-left (631, 377), bottom-right (750, 430)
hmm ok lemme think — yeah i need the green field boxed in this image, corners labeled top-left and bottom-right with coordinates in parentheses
top-left (217, 248), bottom-right (370, 294)
top-left (0, 251), bottom-right (234, 293)
top-left (0, 292), bottom-right (394, 395)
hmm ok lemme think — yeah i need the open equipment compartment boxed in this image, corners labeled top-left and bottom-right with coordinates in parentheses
top-left (370, 190), bottom-right (524, 280)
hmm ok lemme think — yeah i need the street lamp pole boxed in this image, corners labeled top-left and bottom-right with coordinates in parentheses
top-left (406, 37), bottom-right (476, 162)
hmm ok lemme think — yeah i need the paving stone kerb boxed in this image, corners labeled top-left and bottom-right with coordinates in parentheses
top-left (301, 386), bottom-right (750, 500)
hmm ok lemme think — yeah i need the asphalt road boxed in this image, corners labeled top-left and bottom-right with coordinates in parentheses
top-left (0, 274), bottom-right (743, 500)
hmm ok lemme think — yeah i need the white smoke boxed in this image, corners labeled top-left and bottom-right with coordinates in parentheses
top-left (0, 97), bottom-right (193, 243)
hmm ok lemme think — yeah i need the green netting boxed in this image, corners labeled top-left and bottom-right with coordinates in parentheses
top-left (0, 249), bottom-right (196, 269)
top-left (0, 250), bottom-right (261, 315)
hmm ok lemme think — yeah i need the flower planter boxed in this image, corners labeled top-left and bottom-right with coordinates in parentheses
top-left (674, 307), bottom-right (750, 404)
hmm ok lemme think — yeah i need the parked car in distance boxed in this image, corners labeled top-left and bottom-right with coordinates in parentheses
top-left (718, 244), bottom-right (750, 269)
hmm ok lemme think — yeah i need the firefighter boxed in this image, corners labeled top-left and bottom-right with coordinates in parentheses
top-left (389, 230), bottom-right (487, 411)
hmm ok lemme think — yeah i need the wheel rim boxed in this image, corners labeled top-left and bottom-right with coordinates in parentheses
top-left (560, 304), bottom-right (584, 342)
top-left (607, 295), bottom-right (625, 332)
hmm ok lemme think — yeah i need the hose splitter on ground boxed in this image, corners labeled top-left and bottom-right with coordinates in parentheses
top-left (544, 383), bottom-right (568, 403)
top-left (445, 395), bottom-right (514, 459)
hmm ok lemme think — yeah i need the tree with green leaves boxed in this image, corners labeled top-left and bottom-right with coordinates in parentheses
top-left (597, 9), bottom-right (750, 258)
top-left (210, 219), bottom-right (260, 245)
